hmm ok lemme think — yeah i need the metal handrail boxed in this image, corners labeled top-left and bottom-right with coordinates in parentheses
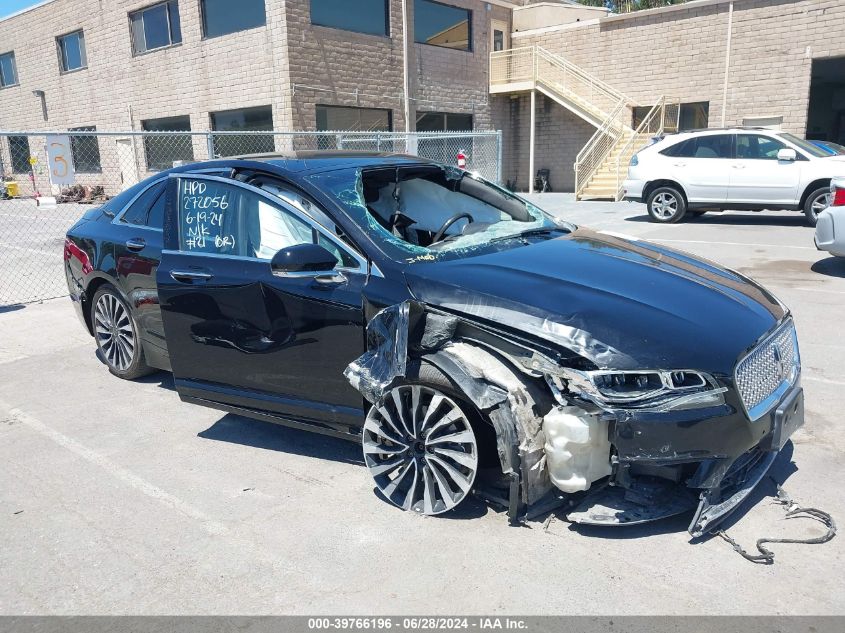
top-left (574, 98), bottom-right (629, 198)
top-left (536, 47), bottom-right (634, 111)
top-left (613, 97), bottom-right (666, 200)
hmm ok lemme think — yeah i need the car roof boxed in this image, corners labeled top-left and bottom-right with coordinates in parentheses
top-left (234, 150), bottom-right (435, 174)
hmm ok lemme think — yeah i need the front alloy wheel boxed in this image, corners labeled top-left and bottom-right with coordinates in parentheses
top-left (646, 186), bottom-right (687, 223)
top-left (363, 385), bottom-right (478, 515)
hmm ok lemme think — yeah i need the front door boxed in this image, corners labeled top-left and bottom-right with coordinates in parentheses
top-left (156, 174), bottom-right (368, 434)
top-left (728, 133), bottom-right (802, 206)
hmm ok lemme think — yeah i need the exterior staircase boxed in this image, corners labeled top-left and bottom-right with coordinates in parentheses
top-left (490, 46), bottom-right (679, 200)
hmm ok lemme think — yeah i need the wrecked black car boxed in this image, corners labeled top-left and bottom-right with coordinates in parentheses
top-left (64, 152), bottom-right (803, 536)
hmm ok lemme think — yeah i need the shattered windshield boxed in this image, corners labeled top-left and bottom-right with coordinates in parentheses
top-left (308, 165), bottom-right (569, 263)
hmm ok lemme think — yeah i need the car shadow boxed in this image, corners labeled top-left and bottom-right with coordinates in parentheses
top-left (811, 256), bottom-right (845, 278)
top-left (625, 212), bottom-right (808, 227)
top-left (199, 412), bottom-right (364, 466)
top-left (0, 303), bottom-right (25, 314)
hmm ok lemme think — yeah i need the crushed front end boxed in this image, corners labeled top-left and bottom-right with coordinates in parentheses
top-left (346, 300), bottom-right (803, 537)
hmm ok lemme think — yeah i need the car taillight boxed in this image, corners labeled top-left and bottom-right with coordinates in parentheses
top-left (832, 182), bottom-right (845, 206)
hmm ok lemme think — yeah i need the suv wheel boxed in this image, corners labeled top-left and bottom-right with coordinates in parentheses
top-left (91, 284), bottom-right (154, 380)
top-left (646, 186), bottom-right (687, 223)
top-left (804, 187), bottom-right (831, 227)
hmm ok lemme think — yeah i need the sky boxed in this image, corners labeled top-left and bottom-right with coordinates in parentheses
top-left (0, 0), bottom-right (43, 19)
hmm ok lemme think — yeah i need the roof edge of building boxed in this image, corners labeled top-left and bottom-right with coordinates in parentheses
top-left (513, 0), bottom-right (734, 38)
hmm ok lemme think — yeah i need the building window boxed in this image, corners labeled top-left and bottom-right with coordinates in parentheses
top-left (57, 30), bottom-right (87, 72)
top-left (141, 115), bottom-right (194, 170)
top-left (416, 111), bottom-right (473, 131)
top-left (130, 1), bottom-right (182, 55)
top-left (310, 0), bottom-right (389, 36)
top-left (633, 101), bottom-right (709, 132)
top-left (0, 51), bottom-right (18, 87)
top-left (9, 136), bottom-right (30, 173)
top-left (69, 126), bottom-right (101, 173)
top-left (210, 105), bottom-right (274, 157)
top-left (316, 105), bottom-right (392, 132)
top-left (201, 0), bottom-right (265, 39)
top-left (414, 0), bottom-right (471, 51)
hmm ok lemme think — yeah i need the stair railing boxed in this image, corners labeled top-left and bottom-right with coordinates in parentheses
top-left (612, 97), bottom-right (681, 200)
top-left (574, 98), bottom-right (629, 199)
top-left (534, 47), bottom-right (633, 121)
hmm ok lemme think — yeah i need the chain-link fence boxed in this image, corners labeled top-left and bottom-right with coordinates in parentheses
top-left (0, 130), bottom-right (501, 306)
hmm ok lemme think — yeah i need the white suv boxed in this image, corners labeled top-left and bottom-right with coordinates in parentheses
top-left (623, 127), bottom-right (845, 225)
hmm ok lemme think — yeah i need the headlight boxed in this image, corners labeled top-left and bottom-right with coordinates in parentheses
top-left (630, 154), bottom-right (639, 167)
top-left (557, 369), bottom-right (727, 412)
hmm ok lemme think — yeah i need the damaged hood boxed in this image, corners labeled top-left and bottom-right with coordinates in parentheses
top-left (404, 228), bottom-right (785, 373)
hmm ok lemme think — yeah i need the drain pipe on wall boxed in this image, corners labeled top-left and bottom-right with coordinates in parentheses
top-left (720, 1), bottom-right (734, 127)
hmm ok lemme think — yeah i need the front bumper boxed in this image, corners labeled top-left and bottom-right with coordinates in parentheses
top-left (622, 178), bottom-right (646, 203)
top-left (568, 380), bottom-right (804, 536)
top-left (689, 383), bottom-right (804, 536)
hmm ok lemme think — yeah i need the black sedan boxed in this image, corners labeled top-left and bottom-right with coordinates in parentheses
top-left (64, 152), bottom-right (803, 535)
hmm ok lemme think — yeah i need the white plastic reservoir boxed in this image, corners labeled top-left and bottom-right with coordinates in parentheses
top-left (543, 405), bottom-right (612, 493)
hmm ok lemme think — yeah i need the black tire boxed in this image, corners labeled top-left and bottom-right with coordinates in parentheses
top-left (803, 186), bottom-right (831, 227)
top-left (646, 186), bottom-right (687, 223)
top-left (91, 283), bottom-right (154, 380)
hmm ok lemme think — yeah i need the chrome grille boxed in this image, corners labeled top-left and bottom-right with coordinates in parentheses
top-left (735, 320), bottom-right (799, 420)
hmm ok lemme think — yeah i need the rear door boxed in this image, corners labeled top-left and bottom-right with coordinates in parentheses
top-left (728, 133), bottom-right (802, 206)
top-left (110, 178), bottom-right (168, 367)
top-left (156, 173), bottom-right (369, 434)
top-left (664, 133), bottom-right (733, 203)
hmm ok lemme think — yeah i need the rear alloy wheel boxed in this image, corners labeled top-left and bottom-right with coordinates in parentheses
top-left (646, 186), bottom-right (687, 223)
top-left (363, 384), bottom-right (478, 515)
top-left (92, 284), bottom-right (152, 379)
top-left (804, 187), bottom-right (832, 227)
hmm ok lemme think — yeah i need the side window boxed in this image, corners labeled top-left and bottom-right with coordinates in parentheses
top-left (122, 180), bottom-right (166, 226)
top-left (736, 134), bottom-right (786, 160)
top-left (662, 135), bottom-right (732, 159)
top-left (661, 139), bottom-right (693, 158)
top-left (691, 134), bottom-right (733, 159)
top-left (177, 178), bottom-right (357, 268)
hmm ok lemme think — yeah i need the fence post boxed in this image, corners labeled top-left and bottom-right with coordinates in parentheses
top-left (206, 132), bottom-right (215, 160)
top-left (496, 130), bottom-right (503, 185)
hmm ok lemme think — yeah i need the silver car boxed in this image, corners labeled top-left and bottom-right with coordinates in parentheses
top-left (815, 178), bottom-right (845, 256)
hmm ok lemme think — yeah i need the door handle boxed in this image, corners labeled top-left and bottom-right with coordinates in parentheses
top-left (170, 269), bottom-right (213, 283)
top-left (673, 162), bottom-right (686, 167)
top-left (125, 238), bottom-right (146, 251)
top-left (732, 164), bottom-right (746, 169)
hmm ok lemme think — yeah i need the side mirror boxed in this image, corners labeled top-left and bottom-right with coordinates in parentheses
top-left (777, 148), bottom-right (797, 162)
top-left (271, 243), bottom-right (339, 280)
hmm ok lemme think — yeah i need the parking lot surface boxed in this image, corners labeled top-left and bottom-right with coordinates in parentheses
top-left (1, 196), bottom-right (843, 614)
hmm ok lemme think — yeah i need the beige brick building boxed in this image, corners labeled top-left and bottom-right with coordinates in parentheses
top-left (494, 0), bottom-right (845, 192)
top-left (1, 0), bottom-right (844, 194)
